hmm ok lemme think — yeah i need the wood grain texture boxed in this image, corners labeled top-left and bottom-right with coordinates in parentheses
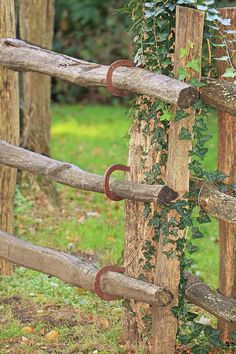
top-left (0, 230), bottom-right (173, 306)
top-left (0, 0), bottom-right (19, 275)
top-left (0, 139), bottom-right (178, 205)
top-left (152, 7), bottom-right (205, 354)
top-left (185, 272), bottom-right (236, 324)
top-left (19, 0), bottom-right (55, 155)
top-left (200, 79), bottom-right (236, 116)
top-left (0, 38), bottom-right (199, 108)
top-left (216, 7), bottom-right (236, 343)
top-left (0, 229), bottom-right (234, 324)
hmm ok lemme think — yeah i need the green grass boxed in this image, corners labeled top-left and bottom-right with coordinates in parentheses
top-left (0, 104), bottom-right (220, 352)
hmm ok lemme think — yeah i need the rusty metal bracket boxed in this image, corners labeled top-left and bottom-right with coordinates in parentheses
top-left (106, 59), bottom-right (135, 96)
top-left (94, 265), bottom-right (125, 301)
top-left (104, 164), bottom-right (130, 201)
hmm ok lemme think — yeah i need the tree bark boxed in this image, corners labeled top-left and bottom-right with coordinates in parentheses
top-left (0, 230), bottom-right (173, 306)
top-left (152, 7), bottom-right (205, 354)
top-left (0, 39), bottom-right (198, 109)
top-left (200, 79), bottom-right (236, 116)
top-left (0, 139), bottom-right (178, 205)
top-left (0, 0), bottom-right (19, 275)
top-left (216, 7), bottom-right (236, 343)
top-left (19, 0), bottom-right (54, 156)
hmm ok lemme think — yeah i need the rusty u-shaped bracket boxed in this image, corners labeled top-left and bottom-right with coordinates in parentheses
top-left (94, 265), bottom-right (125, 301)
top-left (106, 59), bottom-right (135, 96)
top-left (104, 164), bottom-right (130, 201)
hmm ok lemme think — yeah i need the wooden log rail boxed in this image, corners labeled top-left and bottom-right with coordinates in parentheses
top-left (0, 140), bottom-right (178, 205)
top-left (0, 230), bottom-right (172, 306)
top-left (0, 39), bottom-right (235, 115)
top-left (0, 230), bottom-right (235, 323)
top-left (185, 272), bottom-right (236, 324)
top-left (0, 140), bottom-right (236, 223)
top-left (0, 38), bottom-right (197, 108)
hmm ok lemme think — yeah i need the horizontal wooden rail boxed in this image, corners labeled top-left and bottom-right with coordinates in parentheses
top-left (0, 230), bottom-right (172, 305)
top-left (0, 140), bottom-right (235, 222)
top-left (0, 231), bottom-right (235, 322)
top-left (199, 183), bottom-right (236, 224)
top-left (185, 272), bottom-right (236, 324)
top-left (0, 140), bottom-right (178, 204)
top-left (200, 79), bottom-right (236, 116)
top-left (0, 39), bottom-right (235, 114)
top-left (0, 38), bottom-right (198, 108)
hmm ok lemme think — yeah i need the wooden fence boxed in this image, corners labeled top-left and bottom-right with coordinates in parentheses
top-left (0, 5), bottom-right (235, 353)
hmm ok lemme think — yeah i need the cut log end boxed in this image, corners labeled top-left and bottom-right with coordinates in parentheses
top-left (157, 289), bottom-right (174, 307)
top-left (177, 86), bottom-right (199, 109)
top-left (157, 186), bottom-right (179, 205)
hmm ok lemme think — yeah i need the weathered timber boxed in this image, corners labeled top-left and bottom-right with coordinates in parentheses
top-left (0, 140), bottom-right (178, 205)
top-left (185, 272), bottom-right (236, 324)
top-left (0, 229), bottom-right (234, 323)
top-left (152, 7), bottom-right (205, 354)
top-left (200, 79), bottom-right (236, 116)
top-left (199, 183), bottom-right (236, 224)
top-left (0, 230), bottom-right (173, 306)
top-left (0, 1), bottom-right (19, 275)
top-left (216, 7), bottom-right (236, 342)
top-left (0, 38), bottom-right (198, 108)
top-left (19, 0), bottom-right (55, 155)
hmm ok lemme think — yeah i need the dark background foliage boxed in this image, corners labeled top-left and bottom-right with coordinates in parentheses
top-left (52, 0), bottom-right (131, 103)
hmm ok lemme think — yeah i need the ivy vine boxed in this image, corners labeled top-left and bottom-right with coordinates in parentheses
top-left (122, 0), bottom-right (236, 353)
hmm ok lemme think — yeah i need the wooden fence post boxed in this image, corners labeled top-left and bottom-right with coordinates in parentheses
top-left (19, 0), bottom-right (54, 156)
top-left (152, 7), bottom-right (205, 353)
top-left (0, 0), bottom-right (19, 275)
top-left (216, 7), bottom-right (236, 343)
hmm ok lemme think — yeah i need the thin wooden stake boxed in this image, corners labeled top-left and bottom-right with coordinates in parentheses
top-left (152, 7), bottom-right (205, 353)
top-left (216, 7), bottom-right (236, 343)
top-left (0, 0), bottom-right (19, 275)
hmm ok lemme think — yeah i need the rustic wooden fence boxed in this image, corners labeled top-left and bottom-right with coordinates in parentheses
top-left (0, 5), bottom-right (235, 353)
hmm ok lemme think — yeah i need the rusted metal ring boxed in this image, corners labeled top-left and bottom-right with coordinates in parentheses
top-left (106, 59), bottom-right (135, 96)
top-left (104, 164), bottom-right (130, 201)
top-left (94, 265), bottom-right (125, 301)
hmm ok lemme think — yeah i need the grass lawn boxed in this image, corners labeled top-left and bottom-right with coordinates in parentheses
top-left (0, 104), bottom-right (220, 353)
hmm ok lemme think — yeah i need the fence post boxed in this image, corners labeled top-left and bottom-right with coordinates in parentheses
top-left (152, 7), bottom-right (204, 353)
top-left (216, 7), bottom-right (236, 343)
top-left (19, 0), bottom-right (54, 157)
top-left (0, 0), bottom-right (19, 275)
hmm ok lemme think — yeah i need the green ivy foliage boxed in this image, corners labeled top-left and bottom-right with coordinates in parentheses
top-left (124, 1), bottom-right (236, 352)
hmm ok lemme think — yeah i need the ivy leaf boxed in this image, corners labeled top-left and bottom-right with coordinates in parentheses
top-left (214, 56), bottom-right (229, 61)
top-left (188, 78), bottom-right (206, 88)
top-left (160, 109), bottom-right (173, 121)
top-left (180, 47), bottom-right (188, 59)
top-left (197, 210), bottom-right (211, 224)
top-left (175, 109), bottom-right (189, 121)
top-left (186, 58), bottom-right (200, 73)
top-left (187, 243), bottom-right (199, 254)
top-left (192, 227), bottom-right (204, 239)
top-left (222, 67), bottom-right (236, 78)
top-left (178, 67), bottom-right (189, 80)
top-left (218, 18), bottom-right (231, 26)
top-left (179, 127), bottom-right (192, 140)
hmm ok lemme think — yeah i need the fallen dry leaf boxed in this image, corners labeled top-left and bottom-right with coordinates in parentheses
top-left (22, 326), bottom-right (35, 334)
top-left (45, 330), bottom-right (59, 341)
top-left (98, 318), bottom-right (110, 329)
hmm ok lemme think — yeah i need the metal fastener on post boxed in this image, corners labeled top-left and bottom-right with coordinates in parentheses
top-left (106, 59), bottom-right (135, 96)
top-left (94, 265), bottom-right (125, 301)
top-left (104, 164), bottom-right (130, 201)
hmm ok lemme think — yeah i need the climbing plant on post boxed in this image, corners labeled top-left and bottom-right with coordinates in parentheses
top-left (215, 7), bottom-right (236, 344)
top-left (0, 0), bottom-right (19, 275)
top-left (152, 7), bottom-right (204, 353)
